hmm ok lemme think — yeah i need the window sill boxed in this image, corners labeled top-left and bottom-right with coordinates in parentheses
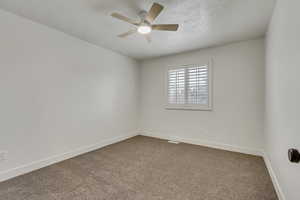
top-left (165, 106), bottom-right (212, 111)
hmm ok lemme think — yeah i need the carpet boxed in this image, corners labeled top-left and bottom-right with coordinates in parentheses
top-left (0, 136), bottom-right (278, 200)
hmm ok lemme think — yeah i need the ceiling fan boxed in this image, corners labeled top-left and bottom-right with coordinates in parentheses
top-left (111, 2), bottom-right (179, 43)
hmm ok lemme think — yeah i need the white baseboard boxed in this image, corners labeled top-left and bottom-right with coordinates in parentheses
top-left (263, 152), bottom-right (286, 200)
top-left (140, 132), bottom-right (263, 156)
top-left (0, 133), bottom-right (137, 183)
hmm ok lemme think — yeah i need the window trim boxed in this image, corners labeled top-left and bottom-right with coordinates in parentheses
top-left (165, 60), bottom-right (213, 111)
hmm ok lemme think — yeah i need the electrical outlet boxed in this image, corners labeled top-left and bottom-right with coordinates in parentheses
top-left (0, 151), bottom-right (7, 162)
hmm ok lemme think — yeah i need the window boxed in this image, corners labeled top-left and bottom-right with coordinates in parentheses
top-left (166, 62), bottom-right (212, 110)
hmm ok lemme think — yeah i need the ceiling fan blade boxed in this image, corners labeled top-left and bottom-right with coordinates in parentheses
top-left (146, 3), bottom-right (164, 23)
top-left (152, 24), bottom-right (179, 31)
top-left (111, 13), bottom-right (139, 26)
top-left (144, 35), bottom-right (151, 43)
top-left (118, 29), bottom-right (137, 38)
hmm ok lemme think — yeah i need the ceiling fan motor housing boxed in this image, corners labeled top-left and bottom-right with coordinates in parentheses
top-left (139, 10), bottom-right (148, 21)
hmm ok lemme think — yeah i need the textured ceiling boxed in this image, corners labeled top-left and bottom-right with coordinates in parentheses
top-left (0, 0), bottom-right (275, 60)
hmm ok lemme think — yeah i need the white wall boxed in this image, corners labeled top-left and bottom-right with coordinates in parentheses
top-left (139, 39), bottom-right (265, 155)
top-left (0, 10), bottom-right (139, 181)
top-left (265, 0), bottom-right (300, 199)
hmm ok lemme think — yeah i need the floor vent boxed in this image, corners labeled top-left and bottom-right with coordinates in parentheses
top-left (168, 140), bottom-right (180, 144)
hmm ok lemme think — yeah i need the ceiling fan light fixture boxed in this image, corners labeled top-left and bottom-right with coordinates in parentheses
top-left (138, 25), bottom-right (152, 34)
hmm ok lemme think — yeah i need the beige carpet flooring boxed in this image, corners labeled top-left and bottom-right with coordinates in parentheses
top-left (0, 136), bottom-right (278, 200)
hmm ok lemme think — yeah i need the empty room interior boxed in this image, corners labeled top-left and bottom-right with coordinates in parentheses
top-left (0, 0), bottom-right (299, 199)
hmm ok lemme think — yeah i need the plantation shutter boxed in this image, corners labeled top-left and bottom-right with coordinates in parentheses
top-left (187, 65), bottom-right (209, 105)
top-left (168, 68), bottom-right (185, 104)
top-left (167, 65), bottom-right (209, 107)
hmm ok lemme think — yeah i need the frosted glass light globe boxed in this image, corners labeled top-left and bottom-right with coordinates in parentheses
top-left (138, 25), bottom-right (152, 34)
